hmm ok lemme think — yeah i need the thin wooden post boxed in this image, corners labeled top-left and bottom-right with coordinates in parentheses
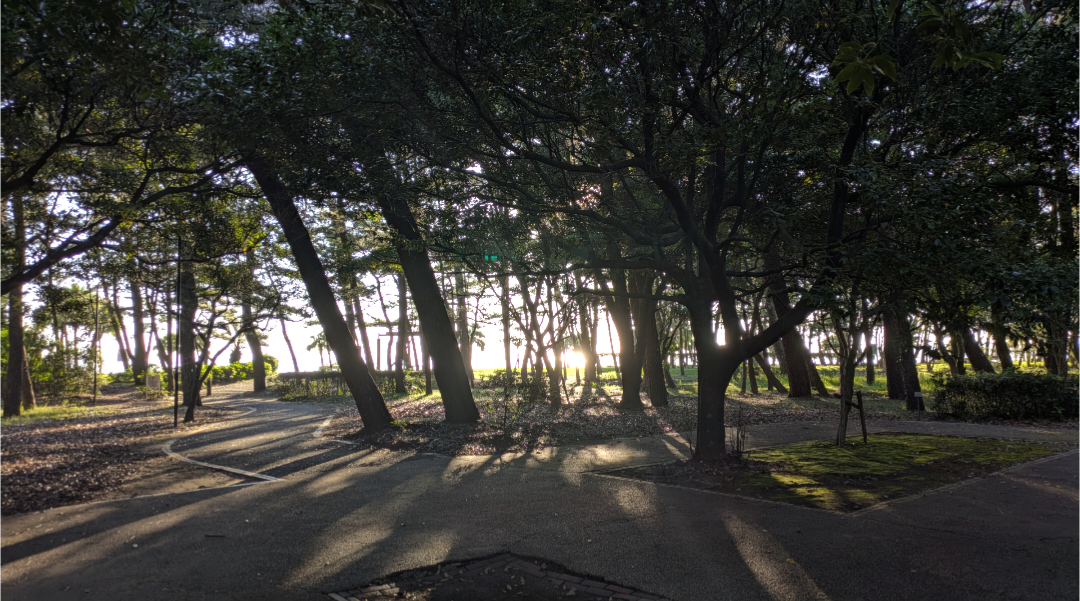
top-left (855, 391), bottom-right (868, 443)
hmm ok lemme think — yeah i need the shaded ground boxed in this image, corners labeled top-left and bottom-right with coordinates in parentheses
top-left (318, 386), bottom-right (917, 455)
top-left (0, 385), bottom-right (239, 515)
top-left (2, 390), bottom-right (1076, 601)
top-left (329, 553), bottom-right (668, 601)
top-left (601, 433), bottom-right (1070, 512)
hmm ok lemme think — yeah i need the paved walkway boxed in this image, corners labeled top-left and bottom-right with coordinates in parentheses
top-left (2, 388), bottom-right (1076, 601)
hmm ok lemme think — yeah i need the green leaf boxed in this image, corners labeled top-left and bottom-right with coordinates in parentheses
top-left (887, 0), bottom-right (903, 19)
top-left (835, 62), bottom-right (863, 81)
top-left (871, 55), bottom-right (897, 79)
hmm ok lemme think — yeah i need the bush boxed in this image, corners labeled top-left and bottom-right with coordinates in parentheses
top-left (930, 370), bottom-right (1079, 421)
top-left (479, 369), bottom-right (547, 430)
top-left (208, 358), bottom-right (277, 385)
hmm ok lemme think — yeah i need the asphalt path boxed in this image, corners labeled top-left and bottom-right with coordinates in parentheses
top-left (2, 390), bottom-right (1077, 601)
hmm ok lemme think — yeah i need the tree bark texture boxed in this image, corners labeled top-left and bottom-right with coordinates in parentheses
top-left (3, 287), bottom-right (26, 417)
top-left (3, 193), bottom-right (28, 417)
top-left (130, 280), bottom-right (148, 386)
top-left (248, 156), bottom-right (392, 429)
top-left (242, 247), bottom-right (266, 392)
top-left (395, 273), bottom-right (408, 392)
top-left (630, 272), bottom-right (667, 407)
top-left (765, 260), bottom-right (821, 397)
top-left (454, 270), bottom-right (474, 382)
top-left (598, 264), bottom-right (643, 410)
top-left (963, 327), bottom-right (996, 374)
top-left (179, 258), bottom-right (199, 422)
top-left (373, 182), bottom-right (479, 423)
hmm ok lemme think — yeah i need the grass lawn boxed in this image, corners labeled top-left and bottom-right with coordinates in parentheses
top-left (605, 433), bottom-right (1067, 512)
top-left (0, 401), bottom-right (118, 425)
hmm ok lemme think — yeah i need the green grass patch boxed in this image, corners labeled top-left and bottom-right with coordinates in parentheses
top-left (0, 401), bottom-right (120, 425)
top-left (608, 433), bottom-right (1066, 512)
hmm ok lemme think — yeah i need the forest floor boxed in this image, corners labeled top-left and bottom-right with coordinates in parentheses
top-left (315, 382), bottom-right (1075, 456)
top-left (600, 433), bottom-right (1066, 513)
top-left (3, 382), bottom-right (1076, 601)
top-left (0, 384), bottom-right (243, 515)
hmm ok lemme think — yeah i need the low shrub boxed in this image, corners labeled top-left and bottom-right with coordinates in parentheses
top-left (276, 368), bottom-right (425, 401)
top-left (930, 370), bottom-right (1079, 421)
top-left (209, 358), bottom-right (278, 385)
top-left (478, 369), bottom-right (547, 430)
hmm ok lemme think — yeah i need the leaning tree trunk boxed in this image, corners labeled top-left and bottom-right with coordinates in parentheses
top-left (963, 327), bottom-right (996, 374)
top-left (248, 156), bottom-right (392, 430)
top-left (242, 247), bottom-right (266, 392)
top-left (765, 258), bottom-right (818, 397)
top-left (374, 184), bottom-right (479, 423)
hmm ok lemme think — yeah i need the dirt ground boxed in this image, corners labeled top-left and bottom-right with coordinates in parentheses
top-left (318, 388), bottom-right (923, 456)
top-left (1, 385), bottom-right (241, 515)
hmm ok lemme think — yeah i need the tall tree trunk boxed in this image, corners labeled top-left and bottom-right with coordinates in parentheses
top-left (764, 254), bottom-right (822, 396)
top-left (1044, 320), bottom-right (1069, 375)
top-left (3, 285), bottom-right (26, 413)
top-left (631, 272), bottom-right (667, 407)
top-left (179, 255), bottom-right (199, 422)
top-left (279, 316), bottom-right (300, 372)
top-left (598, 264), bottom-right (643, 410)
top-left (864, 326), bottom-right (876, 385)
top-left (18, 350), bottom-right (35, 410)
top-left (575, 273), bottom-right (598, 385)
top-left (395, 273), bottom-right (408, 393)
top-left (884, 306), bottom-right (923, 410)
top-left (989, 308), bottom-right (1013, 369)
top-left (689, 298), bottom-right (738, 461)
top-left (454, 270), bottom-right (474, 383)
top-left (373, 183), bottom-right (479, 422)
top-left (501, 274), bottom-right (512, 378)
top-left (242, 247), bottom-right (266, 392)
top-left (963, 327), bottom-right (995, 374)
top-left (248, 156), bottom-right (392, 429)
top-left (764, 299), bottom-right (788, 376)
top-left (108, 280), bottom-right (134, 372)
top-left (130, 280), bottom-right (148, 386)
top-left (4, 194), bottom-right (28, 417)
top-left (352, 294), bottom-right (375, 370)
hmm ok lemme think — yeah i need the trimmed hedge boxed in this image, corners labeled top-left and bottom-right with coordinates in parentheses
top-left (209, 357), bottom-right (277, 385)
top-left (930, 370), bottom-right (1078, 421)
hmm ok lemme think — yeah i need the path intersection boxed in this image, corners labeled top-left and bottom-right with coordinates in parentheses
top-left (2, 386), bottom-right (1076, 601)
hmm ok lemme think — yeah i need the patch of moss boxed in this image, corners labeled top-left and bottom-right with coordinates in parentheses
top-left (607, 433), bottom-right (1067, 512)
top-left (0, 402), bottom-right (118, 425)
top-left (736, 434), bottom-right (1062, 511)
